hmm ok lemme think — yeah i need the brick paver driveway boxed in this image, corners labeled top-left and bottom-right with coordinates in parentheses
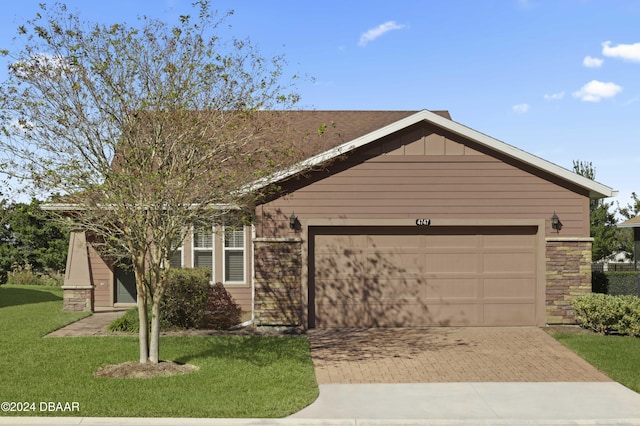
top-left (307, 327), bottom-right (611, 384)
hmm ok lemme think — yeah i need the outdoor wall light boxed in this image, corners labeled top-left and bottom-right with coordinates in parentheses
top-left (551, 211), bottom-right (563, 233)
top-left (289, 212), bottom-right (298, 230)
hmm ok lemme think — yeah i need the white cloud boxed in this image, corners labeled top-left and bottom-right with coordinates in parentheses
top-left (602, 41), bottom-right (640, 62)
top-left (10, 52), bottom-right (72, 79)
top-left (583, 56), bottom-right (603, 68)
top-left (358, 21), bottom-right (405, 47)
top-left (544, 91), bottom-right (565, 100)
top-left (573, 80), bottom-right (622, 102)
top-left (512, 103), bottom-right (529, 113)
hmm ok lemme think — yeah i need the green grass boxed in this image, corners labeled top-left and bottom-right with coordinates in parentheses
top-left (554, 332), bottom-right (640, 393)
top-left (0, 285), bottom-right (319, 418)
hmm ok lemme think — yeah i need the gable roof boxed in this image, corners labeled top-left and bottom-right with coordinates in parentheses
top-left (251, 109), bottom-right (616, 199)
top-left (618, 215), bottom-right (640, 228)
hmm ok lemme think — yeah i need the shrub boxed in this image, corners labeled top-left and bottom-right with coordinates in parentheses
top-left (592, 270), bottom-right (608, 294)
top-left (108, 270), bottom-right (243, 332)
top-left (6, 270), bottom-right (64, 286)
top-left (203, 282), bottom-right (242, 330)
top-left (108, 307), bottom-right (142, 332)
top-left (573, 293), bottom-right (640, 336)
top-left (607, 272), bottom-right (640, 296)
top-left (161, 268), bottom-right (210, 329)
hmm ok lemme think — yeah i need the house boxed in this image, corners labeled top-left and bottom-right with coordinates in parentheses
top-left (59, 109), bottom-right (616, 327)
top-left (618, 215), bottom-right (640, 271)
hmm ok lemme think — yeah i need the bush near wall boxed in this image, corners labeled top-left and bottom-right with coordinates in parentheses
top-left (573, 293), bottom-right (640, 336)
top-left (203, 282), bottom-right (242, 330)
top-left (162, 268), bottom-right (211, 329)
top-left (109, 269), bottom-right (243, 332)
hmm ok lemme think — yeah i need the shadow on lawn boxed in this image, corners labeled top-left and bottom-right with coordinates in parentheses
top-left (0, 286), bottom-right (62, 308)
top-left (174, 335), bottom-right (309, 367)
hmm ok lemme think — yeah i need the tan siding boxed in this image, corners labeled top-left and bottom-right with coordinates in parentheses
top-left (258, 126), bottom-right (590, 239)
top-left (88, 245), bottom-right (113, 308)
top-left (225, 287), bottom-right (252, 313)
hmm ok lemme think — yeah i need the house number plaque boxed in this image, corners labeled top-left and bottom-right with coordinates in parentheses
top-left (415, 219), bottom-right (431, 226)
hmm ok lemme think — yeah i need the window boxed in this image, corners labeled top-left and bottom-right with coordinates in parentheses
top-left (169, 234), bottom-right (185, 268)
top-left (193, 225), bottom-right (214, 281)
top-left (224, 227), bottom-right (245, 283)
top-left (170, 247), bottom-right (183, 268)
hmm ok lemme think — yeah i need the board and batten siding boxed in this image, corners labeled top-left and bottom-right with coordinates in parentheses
top-left (88, 244), bottom-right (113, 308)
top-left (256, 123), bottom-right (590, 238)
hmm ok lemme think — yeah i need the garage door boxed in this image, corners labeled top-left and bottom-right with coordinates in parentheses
top-left (309, 226), bottom-right (538, 327)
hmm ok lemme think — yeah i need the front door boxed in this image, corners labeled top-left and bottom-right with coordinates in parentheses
top-left (114, 262), bottom-right (137, 304)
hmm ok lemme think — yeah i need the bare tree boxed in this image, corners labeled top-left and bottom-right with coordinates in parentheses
top-left (0, 1), bottom-right (303, 363)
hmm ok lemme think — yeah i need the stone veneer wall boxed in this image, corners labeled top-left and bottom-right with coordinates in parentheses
top-left (62, 287), bottom-right (94, 312)
top-left (546, 238), bottom-right (592, 324)
top-left (254, 238), bottom-right (302, 326)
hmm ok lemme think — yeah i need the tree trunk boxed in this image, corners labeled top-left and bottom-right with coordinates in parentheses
top-left (149, 298), bottom-right (161, 363)
top-left (137, 290), bottom-right (149, 363)
top-left (134, 258), bottom-right (149, 364)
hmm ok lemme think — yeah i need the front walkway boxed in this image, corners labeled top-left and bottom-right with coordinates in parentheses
top-left (47, 311), bottom-right (126, 337)
top-left (307, 327), bottom-right (611, 383)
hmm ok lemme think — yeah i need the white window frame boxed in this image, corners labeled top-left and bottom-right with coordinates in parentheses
top-left (192, 224), bottom-right (215, 283)
top-left (169, 246), bottom-right (183, 268)
top-left (223, 226), bottom-right (245, 284)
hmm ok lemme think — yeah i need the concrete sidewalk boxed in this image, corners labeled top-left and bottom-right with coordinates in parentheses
top-left (46, 311), bottom-right (126, 337)
top-left (292, 382), bottom-right (640, 423)
top-left (3, 382), bottom-right (640, 425)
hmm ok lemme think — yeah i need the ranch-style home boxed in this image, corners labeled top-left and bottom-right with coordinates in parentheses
top-left (59, 109), bottom-right (616, 328)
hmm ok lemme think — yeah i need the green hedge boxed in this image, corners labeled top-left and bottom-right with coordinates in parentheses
top-left (573, 293), bottom-right (640, 336)
top-left (592, 271), bottom-right (639, 296)
top-left (608, 272), bottom-right (639, 296)
top-left (162, 268), bottom-right (211, 329)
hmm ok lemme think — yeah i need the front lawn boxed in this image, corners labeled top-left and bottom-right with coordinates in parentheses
top-left (553, 331), bottom-right (640, 393)
top-left (0, 285), bottom-right (318, 418)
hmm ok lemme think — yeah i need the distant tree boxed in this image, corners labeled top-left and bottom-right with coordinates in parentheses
top-left (616, 192), bottom-right (640, 260)
top-left (0, 199), bottom-right (68, 283)
top-left (0, 2), bottom-right (304, 363)
top-left (7, 200), bottom-right (68, 272)
top-left (618, 192), bottom-right (640, 221)
top-left (573, 160), bottom-right (619, 261)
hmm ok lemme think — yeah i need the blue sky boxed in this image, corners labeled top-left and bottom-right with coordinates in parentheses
top-left (1, 0), bottom-right (638, 210)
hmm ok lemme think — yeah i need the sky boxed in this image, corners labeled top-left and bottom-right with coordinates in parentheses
top-left (0, 0), bottom-right (638, 211)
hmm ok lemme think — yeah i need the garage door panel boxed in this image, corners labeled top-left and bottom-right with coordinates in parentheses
top-left (317, 277), bottom-right (423, 302)
top-left (427, 304), bottom-right (482, 326)
top-left (484, 278), bottom-right (536, 298)
top-left (316, 302), bottom-right (424, 327)
top-left (316, 234), bottom-right (364, 248)
top-left (425, 234), bottom-right (477, 248)
top-left (484, 252), bottom-right (535, 273)
top-left (367, 234), bottom-right (421, 248)
top-left (483, 303), bottom-right (536, 326)
top-left (483, 233), bottom-right (535, 247)
top-left (426, 253), bottom-right (477, 273)
top-left (311, 226), bottom-right (539, 327)
top-left (425, 278), bottom-right (479, 298)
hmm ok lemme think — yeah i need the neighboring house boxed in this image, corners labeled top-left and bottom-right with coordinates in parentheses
top-left (59, 109), bottom-right (616, 327)
top-left (618, 215), bottom-right (640, 271)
